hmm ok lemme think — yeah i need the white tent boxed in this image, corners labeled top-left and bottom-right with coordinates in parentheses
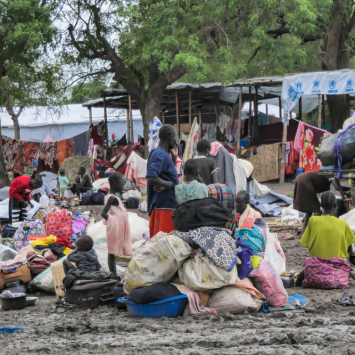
top-left (0, 104), bottom-right (144, 142)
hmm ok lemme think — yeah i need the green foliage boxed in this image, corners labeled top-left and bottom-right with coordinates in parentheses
top-left (64, 79), bottom-right (108, 104)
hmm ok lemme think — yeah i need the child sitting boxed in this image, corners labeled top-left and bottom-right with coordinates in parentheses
top-left (58, 169), bottom-right (69, 197)
top-left (65, 235), bottom-right (101, 272)
top-left (175, 159), bottom-right (208, 204)
top-left (236, 190), bottom-right (267, 230)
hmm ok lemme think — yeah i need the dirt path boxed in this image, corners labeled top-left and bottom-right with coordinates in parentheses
top-left (2, 234), bottom-right (355, 355)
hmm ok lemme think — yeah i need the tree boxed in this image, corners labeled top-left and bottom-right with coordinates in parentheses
top-left (64, 78), bottom-right (108, 104)
top-left (63, 0), bottom-right (253, 155)
top-left (234, 0), bottom-right (355, 132)
top-left (0, 0), bottom-right (56, 186)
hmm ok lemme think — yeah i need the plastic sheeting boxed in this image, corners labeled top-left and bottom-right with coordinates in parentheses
top-left (281, 69), bottom-right (355, 116)
top-left (0, 199), bottom-right (41, 220)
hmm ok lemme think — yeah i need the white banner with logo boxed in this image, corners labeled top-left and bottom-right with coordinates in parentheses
top-left (281, 69), bottom-right (355, 117)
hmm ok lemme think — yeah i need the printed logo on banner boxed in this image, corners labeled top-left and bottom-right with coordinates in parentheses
top-left (311, 80), bottom-right (321, 94)
top-left (288, 81), bottom-right (304, 102)
top-left (328, 80), bottom-right (337, 93)
top-left (346, 79), bottom-right (354, 93)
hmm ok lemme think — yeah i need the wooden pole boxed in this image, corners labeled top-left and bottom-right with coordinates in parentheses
top-left (253, 86), bottom-right (259, 144)
top-left (126, 107), bottom-right (130, 143)
top-left (199, 108), bottom-right (202, 138)
top-left (318, 95), bottom-right (322, 128)
top-left (299, 96), bottom-right (303, 121)
top-left (88, 107), bottom-right (92, 126)
top-left (162, 111), bottom-right (165, 125)
top-left (129, 95), bottom-right (133, 145)
top-left (279, 96), bottom-right (282, 121)
top-left (176, 92), bottom-right (180, 138)
top-left (347, 94), bottom-right (351, 118)
top-left (237, 87), bottom-right (242, 153)
top-left (279, 94), bottom-right (287, 184)
top-left (188, 91), bottom-right (192, 126)
top-left (216, 98), bottom-right (220, 123)
top-left (322, 95), bottom-right (325, 124)
top-left (248, 87), bottom-right (252, 146)
top-left (103, 96), bottom-right (109, 161)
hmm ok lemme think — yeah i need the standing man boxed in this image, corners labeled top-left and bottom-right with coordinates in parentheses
top-left (9, 175), bottom-right (43, 224)
top-left (71, 166), bottom-right (93, 196)
top-left (146, 125), bottom-right (179, 238)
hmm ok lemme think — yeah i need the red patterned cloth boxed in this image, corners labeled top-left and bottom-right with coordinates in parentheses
top-left (2, 136), bottom-right (19, 172)
top-left (302, 256), bottom-right (351, 289)
top-left (39, 142), bottom-right (58, 168)
top-left (45, 209), bottom-right (73, 240)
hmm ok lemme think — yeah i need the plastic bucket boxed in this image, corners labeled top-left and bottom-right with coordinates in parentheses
top-left (118, 295), bottom-right (188, 318)
top-left (295, 168), bottom-right (304, 177)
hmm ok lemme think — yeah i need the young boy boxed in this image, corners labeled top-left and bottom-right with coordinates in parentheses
top-left (58, 169), bottom-right (70, 197)
top-left (175, 159), bottom-right (208, 204)
top-left (65, 235), bottom-right (101, 272)
top-left (194, 139), bottom-right (219, 185)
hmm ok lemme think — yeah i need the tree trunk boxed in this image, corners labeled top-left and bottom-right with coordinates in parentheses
top-left (327, 95), bottom-right (348, 132)
top-left (0, 125), bottom-right (10, 188)
top-left (138, 94), bottom-right (163, 158)
top-left (13, 118), bottom-right (20, 141)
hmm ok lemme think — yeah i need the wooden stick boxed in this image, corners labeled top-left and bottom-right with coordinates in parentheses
top-left (129, 95), bottom-right (134, 144)
top-left (237, 87), bottom-right (242, 154)
top-left (318, 94), bottom-right (322, 128)
top-left (299, 96), bottom-right (303, 121)
top-left (162, 111), bottom-right (165, 125)
top-left (199, 108), bottom-right (202, 139)
top-left (88, 107), bottom-right (92, 126)
top-left (176, 92), bottom-right (180, 138)
top-left (103, 95), bottom-right (109, 161)
top-left (126, 107), bottom-right (130, 143)
top-left (189, 91), bottom-right (192, 126)
top-left (248, 87), bottom-right (252, 147)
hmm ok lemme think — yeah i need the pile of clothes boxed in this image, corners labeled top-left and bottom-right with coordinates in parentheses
top-left (123, 199), bottom-right (289, 315)
top-left (0, 208), bottom-right (90, 292)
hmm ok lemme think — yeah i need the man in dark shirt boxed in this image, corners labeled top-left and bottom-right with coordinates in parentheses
top-left (71, 166), bottom-right (93, 196)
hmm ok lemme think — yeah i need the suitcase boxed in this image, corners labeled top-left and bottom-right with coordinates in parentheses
top-left (65, 279), bottom-right (118, 309)
top-left (0, 264), bottom-right (32, 290)
top-left (51, 260), bottom-right (66, 299)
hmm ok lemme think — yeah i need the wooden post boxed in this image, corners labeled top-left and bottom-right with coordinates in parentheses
top-left (129, 95), bottom-right (134, 144)
top-left (88, 107), bottom-right (92, 126)
top-left (322, 95), bottom-right (325, 123)
top-left (318, 95), bottom-right (322, 128)
top-left (199, 108), bottom-right (202, 138)
top-left (253, 86), bottom-right (259, 144)
top-left (126, 108), bottom-right (130, 143)
top-left (347, 94), bottom-right (351, 118)
top-left (279, 96), bottom-right (282, 121)
top-left (237, 87), bottom-right (242, 154)
top-left (248, 87), bottom-right (252, 146)
top-left (176, 92), bottom-right (180, 138)
top-left (103, 96), bottom-right (109, 161)
top-left (162, 111), bottom-right (165, 125)
top-left (299, 96), bottom-right (303, 121)
top-left (188, 91), bottom-right (192, 126)
top-left (216, 98), bottom-right (220, 123)
top-left (279, 123), bottom-right (288, 184)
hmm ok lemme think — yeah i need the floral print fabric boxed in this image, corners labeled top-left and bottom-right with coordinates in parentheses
top-left (2, 136), bottom-right (19, 172)
top-left (13, 219), bottom-right (45, 251)
top-left (302, 256), bottom-right (351, 289)
top-left (39, 142), bottom-right (58, 168)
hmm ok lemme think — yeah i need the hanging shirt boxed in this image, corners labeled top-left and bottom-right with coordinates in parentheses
top-left (9, 176), bottom-right (33, 202)
top-left (175, 181), bottom-right (208, 204)
top-left (90, 125), bottom-right (103, 145)
top-left (146, 147), bottom-right (179, 215)
top-left (301, 216), bottom-right (355, 259)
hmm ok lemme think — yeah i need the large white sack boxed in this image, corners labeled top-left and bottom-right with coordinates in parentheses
top-left (127, 212), bottom-right (149, 242)
top-left (179, 252), bottom-right (238, 291)
top-left (263, 230), bottom-right (286, 274)
top-left (340, 208), bottom-right (355, 230)
top-left (208, 286), bottom-right (264, 314)
top-left (124, 232), bottom-right (193, 294)
top-left (92, 178), bottom-right (109, 190)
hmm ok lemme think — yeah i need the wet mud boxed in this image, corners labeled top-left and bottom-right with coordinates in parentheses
top-left (2, 236), bottom-right (355, 355)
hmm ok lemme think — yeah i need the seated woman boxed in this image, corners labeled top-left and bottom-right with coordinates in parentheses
top-left (296, 191), bottom-right (355, 287)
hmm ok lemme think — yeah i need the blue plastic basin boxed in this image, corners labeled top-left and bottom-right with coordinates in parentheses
top-left (117, 295), bottom-right (188, 318)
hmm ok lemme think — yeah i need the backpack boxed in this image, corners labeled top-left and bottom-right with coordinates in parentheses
top-left (90, 192), bottom-right (105, 205)
top-left (172, 198), bottom-right (231, 232)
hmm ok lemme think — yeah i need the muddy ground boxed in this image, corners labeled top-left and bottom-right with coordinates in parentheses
top-left (2, 181), bottom-right (355, 355)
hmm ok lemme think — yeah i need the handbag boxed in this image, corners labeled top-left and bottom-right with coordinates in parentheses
top-left (2, 225), bottom-right (18, 239)
top-left (172, 198), bottom-right (231, 232)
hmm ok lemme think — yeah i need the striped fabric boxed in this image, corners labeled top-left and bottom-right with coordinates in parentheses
top-left (207, 184), bottom-right (237, 238)
top-left (175, 181), bottom-right (208, 204)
